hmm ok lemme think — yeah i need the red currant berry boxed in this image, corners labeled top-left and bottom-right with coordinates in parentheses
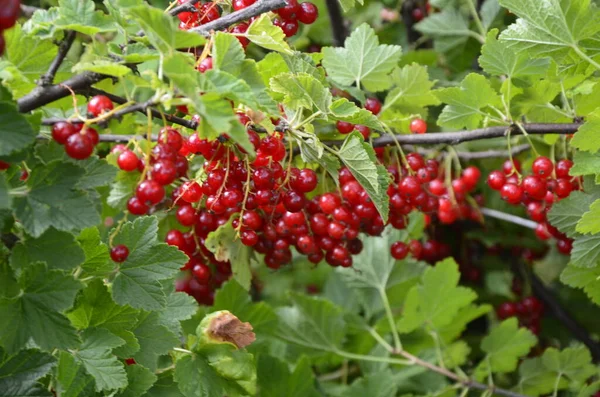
top-left (555, 159), bottom-right (573, 178)
top-left (319, 193), bottom-right (341, 214)
top-left (496, 302), bottom-right (517, 319)
top-left (117, 150), bottom-right (139, 172)
top-left (522, 175), bottom-right (547, 201)
top-left (87, 95), bottom-right (114, 117)
top-left (159, 127), bottom-right (183, 151)
top-left (354, 125), bottom-right (370, 140)
top-left (233, 0), bottom-right (255, 10)
top-left (198, 2), bottom-right (221, 23)
top-left (390, 241), bottom-right (408, 259)
top-left (136, 180), bottom-right (165, 205)
top-left (0, 0), bottom-right (20, 30)
top-left (487, 170), bottom-right (506, 190)
top-left (336, 121), bottom-right (354, 134)
top-left (110, 245), bottom-right (130, 263)
top-left (151, 160), bottom-right (177, 185)
top-left (364, 97), bottom-right (382, 115)
top-left (535, 223), bottom-right (552, 240)
top-left (298, 2), bottom-right (318, 24)
top-left (408, 240), bottom-right (422, 259)
top-left (462, 166), bottom-right (481, 188)
top-left (532, 156), bottom-right (554, 178)
top-left (181, 181), bottom-right (203, 203)
top-left (197, 57), bottom-right (213, 73)
top-left (500, 183), bottom-right (523, 205)
top-left (127, 197), bottom-right (149, 215)
top-left (176, 205), bottom-right (198, 226)
top-left (240, 230), bottom-right (259, 246)
top-left (277, 0), bottom-right (300, 20)
top-left (65, 133), bottom-right (95, 160)
top-left (290, 168), bottom-right (318, 193)
top-left (556, 238), bottom-right (573, 255)
top-left (51, 122), bottom-right (76, 145)
top-left (281, 19), bottom-right (299, 37)
top-left (555, 178), bottom-right (573, 198)
top-left (409, 118), bottom-right (427, 134)
top-left (412, 7), bottom-right (424, 21)
top-left (502, 158), bottom-right (521, 175)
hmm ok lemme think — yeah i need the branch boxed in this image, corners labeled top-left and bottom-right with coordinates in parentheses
top-left (401, 0), bottom-right (422, 44)
top-left (168, 0), bottom-right (202, 16)
top-left (480, 208), bottom-right (537, 229)
top-left (324, 0), bottom-right (348, 46)
top-left (188, 0), bottom-right (287, 36)
top-left (405, 143), bottom-right (531, 160)
top-left (39, 31), bottom-right (77, 87)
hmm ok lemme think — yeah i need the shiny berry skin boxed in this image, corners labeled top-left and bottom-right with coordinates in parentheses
top-left (354, 125), bottom-right (370, 140)
top-left (87, 95), bottom-right (114, 117)
top-left (136, 180), bottom-right (165, 205)
top-left (496, 302), bottom-right (517, 319)
top-left (176, 205), bottom-right (198, 226)
top-left (280, 19), bottom-right (299, 37)
top-left (298, 2), bottom-right (318, 24)
top-left (408, 240), bottom-right (422, 259)
top-left (181, 181), bottom-right (203, 203)
top-left (487, 170), bottom-right (506, 190)
top-left (409, 118), bottom-right (427, 134)
top-left (399, 176), bottom-right (422, 197)
top-left (197, 57), bottom-right (213, 73)
top-left (390, 241), bottom-right (408, 260)
top-left (159, 128), bottom-right (183, 151)
top-left (117, 150), bottom-right (139, 172)
top-left (51, 122), bottom-right (77, 145)
top-left (242, 210), bottom-right (263, 230)
top-left (522, 175), bottom-right (547, 201)
top-left (65, 133), bottom-right (95, 160)
top-left (502, 158), bottom-right (521, 175)
top-left (555, 178), bottom-right (573, 198)
top-left (198, 2), bottom-right (221, 23)
top-left (535, 223), bottom-right (552, 240)
top-left (532, 156), bottom-right (553, 178)
top-left (556, 238), bottom-right (573, 254)
top-left (110, 245), bottom-right (130, 263)
top-left (462, 166), bottom-right (481, 187)
top-left (500, 183), bottom-right (523, 205)
top-left (151, 160), bottom-right (177, 185)
top-left (412, 7), bottom-right (424, 21)
top-left (364, 97), bottom-right (382, 115)
top-left (555, 159), bottom-right (573, 178)
top-left (127, 197), bottom-right (149, 215)
top-left (230, 23), bottom-right (250, 48)
top-left (319, 193), bottom-right (341, 214)
top-left (192, 263), bottom-right (211, 283)
top-left (241, 230), bottom-right (259, 246)
top-left (336, 121), bottom-right (354, 134)
top-left (233, 0), bottom-right (255, 10)
top-left (0, 0), bottom-right (19, 30)
top-left (522, 296), bottom-right (543, 314)
top-left (277, 0), bottom-right (300, 20)
top-left (291, 168), bottom-right (318, 193)
top-left (526, 201), bottom-right (546, 222)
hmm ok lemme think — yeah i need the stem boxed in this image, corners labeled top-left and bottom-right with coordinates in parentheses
top-left (378, 287), bottom-right (402, 351)
top-left (480, 208), bottom-right (537, 229)
top-left (324, 0), bottom-right (348, 46)
top-left (39, 31), bottom-right (77, 87)
top-left (466, 0), bottom-right (486, 38)
top-left (572, 45), bottom-right (600, 71)
top-left (514, 122), bottom-right (539, 156)
top-left (173, 347), bottom-right (192, 354)
top-left (334, 349), bottom-right (411, 366)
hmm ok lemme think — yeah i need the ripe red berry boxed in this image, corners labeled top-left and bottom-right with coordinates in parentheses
top-left (0, 161), bottom-right (9, 171)
top-left (0, 0), bottom-right (20, 30)
top-left (192, 262), bottom-right (211, 283)
top-left (241, 230), bottom-right (259, 246)
top-left (117, 150), bottom-right (139, 172)
top-left (412, 7), bottom-right (424, 21)
top-left (487, 170), bottom-right (506, 190)
top-left (408, 240), bottom-right (422, 259)
top-left (319, 193), bottom-right (341, 214)
top-left (462, 166), bottom-right (481, 187)
top-left (176, 205), bottom-right (198, 226)
top-left (290, 168), bottom-right (318, 193)
top-left (409, 118), bottom-right (427, 134)
top-left (151, 160), bottom-right (177, 186)
top-left (535, 223), bottom-right (552, 240)
top-left (496, 302), bottom-right (517, 319)
top-left (556, 238), bottom-right (573, 254)
top-left (500, 183), bottom-right (523, 205)
top-left (198, 2), bottom-right (221, 23)
top-left (364, 97), bottom-right (382, 115)
top-left (555, 178), bottom-right (573, 198)
top-left (51, 122), bottom-right (77, 145)
top-left (159, 127), bottom-right (183, 151)
top-left (297, 2), bottom-right (318, 24)
top-left (136, 180), bottom-right (165, 205)
top-left (87, 95), bottom-right (114, 117)
top-left (65, 133), bottom-right (95, 160)
top-left (555, 159), bottom-right (573, 178)
top-left (233, 0), bottom-right (255, 10)
top-left (277, 0), bottom-right (301, 20)
top-left (197, 57), bottom-right (213, 73)
top-left (280, 19), bottom-right (299, 37)
top-left (522, 175), bottom-right (547, 201)
top-left (127, 197), bottom-right (149, 215)
top-left (502, 158), bottom-right (521, 175)
top-left (181, 181), bottom-right (203, 203)
top-left (336, 121), bottom-right (355, 134)
top-left (390, 241), bottom-right (408, 260)
top-left (532, 156), bottom-right (553, 178)
top-left (110, 245), bottom-right (130, 263)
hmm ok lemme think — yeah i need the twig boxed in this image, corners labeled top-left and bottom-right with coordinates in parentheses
top-left (324, 0), bottom-right (348, 46)
top-left (169, 0), bottom-right (202, 16)
top-left (39, 31), bottom-right (77, 87)
top-left (404, 143), bottom-right (531, 160)
top-left (480, 208), bottom-right (537, 229)
top-left (188, 0), bottom-right (287, 36)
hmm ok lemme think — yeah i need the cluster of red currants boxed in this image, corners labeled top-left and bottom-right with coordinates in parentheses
top-left (487, 157), bottom-right (577, 254)
top-left (0, 0), bottom-right (21, 55)
top-left (50, 95), bottom-right (115, 160)
top-left (272, 0), bottom-right (319, 38)
top-left (335, 97), bottom-right (382, 140)
top-left (496, 296), bottom-right (544, 335)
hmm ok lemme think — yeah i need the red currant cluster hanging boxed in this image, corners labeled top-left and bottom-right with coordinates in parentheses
top-left (487, 157), bottom-right (578, 255)
top-left (50, 95), bottom-right (115, 160)
top-left (496, 296), bottom-right (544, 335)
top-left (0, 0), bottom-right (21, 56)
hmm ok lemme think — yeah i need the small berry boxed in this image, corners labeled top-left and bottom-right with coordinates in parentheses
top-left (500, 183), bottom-right (523, 205)
top-left (181, 181), bottom-right (203, 203)
top-left (298, 2), bottom-right (318, 24)
top-left (87, 95), bottom-right (114, 117)
top-left (127, 197), bottom-right (149, 215)
top-left (197, 57), bottom-right (213, 73)
top-left (409, 118), bottom-right (427, 134)
top-left (364, 97), bottom-right (382, 115)
top-left (117, 150), bottom-right (139, 172)
top-left (496, 302), bottom-right (517, 319)
top-left (110, 245), bottom-right (130, 262)
top-left (136, 180), bottom-right (165, 205)
top-left (336, 121), bottom-right (354, 134)
top-left (390, 241), bottom-right (408, 260)
top-left (65, 133), bottom-right (95, 160)
top-left (532, 156), bottom-right (553, 178)
top-left (51, 122), bottom-right (76, 145)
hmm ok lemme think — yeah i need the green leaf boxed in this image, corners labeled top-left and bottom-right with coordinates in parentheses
top-left (128, 6), bottom-right (177, 54)
top-left (274, 293), bottom-right (345, 353)
top-left (77, 227), bottom-right (113, 276)
top-left (116, 364), bottom-right (158, 397)
top-left (415, 9), bottom-right (473, 52)
top-left (55, 0), bottom-right (118, 35)
top-left (479, 29), bottom-right (550, 78)
top-left (112, 216), bottom-right (189, 310)
top-left (481, 0), bottom-right (501, 30)
top-left (212, 32), bottom-right (245, 75)
top-left (382, 64), bottom-right (440, 116)
top-left (13, 161), bottom-right (101, 238)
top-left (74, 328), bottom-right (128, 392)
top-left (577, 199), bottom-right (600, 234)
top-left (132, 312), bottom-right (179, 371)
top-left (435, 73), bottom-right (502, 129)
top-left (516, 356), bottom-right (561, 396)
top-left (338, 131), bottom-right (390, 222)
top-left (570, 233), bottom-right (600, 268)
top-left (474, 318), bottom-right (537, 380)
top-left (147, 371), bottom-right (185, 397)
top-left (10, 228), bottom-right (85, 271)
top-left (571, 109), bottom-right (600, 153)
top-left (398, 258), bottom-right (477, 333)
top-left (257, 355), bottom-right (319, 397)
top-left (561, 263), bottom-right (600, 305)
top-left (541, 346), bottom-right (596, 382)
top-left (294, 136), bottom-right (341, 182)
top-left (156, 292), bottom-right (198, 335)
top-left (0, 102), bottom-right (37, 156)
top-left (337, 0), bottom-right (363, 12)
top-left (77, 157), bottom-right (119, 190)
top-left (0, 349), bottom-right (56, 396)
top-left (572, 150), bottom-right (600, 175)
top-left (246, 15), bottom-right (293, 54)
top-left (322, 24), bottom-right (402, 92)
top-left (212, 280), bottom-right (276, 334)
top-left (73, 61), bottom-right (132, 77)
top-left (547, 190), bottom-right (599, 237)
top-left (498, 0), bottom-right (600, 66)
top-left (346, 370), bottom-right (398, 397)
top-left (174, 354), bottom-right (226, 397)
top-left (270, 72), bottom-right (332, 114)
top-left (56, 352), bottom-right (95, 397)
top-left (205, 220), bottom-right (252, 291)
top-left (0, 263), bottom-right (83, 354)
top-left (0, 175), bottom-right (10, 210)
top-left (108, 171), bottom-right (140, 209)
top-left (329, 98), bottom-right (383, 129)
top-left (200, 344), bottom-right (256, 395)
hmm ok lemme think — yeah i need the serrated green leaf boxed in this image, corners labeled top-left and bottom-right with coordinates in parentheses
top-left (56, 351), bottom-right (95, 397)
top-left (77, 157), bottom-right (119, 190)
top-left (542, 346), bottom-right (596, 382)
top-left (128, 6), bottom-right (178, 54)
top-left (438, 304), bottom-right (492, 342)
top-left (571, 150), bottom-right (600, 176)
top-left (0, 102), bottom-right (37, 157)
top-left (77, 227), bottom-right (113, 276)
top-left (73, 60), bottom-right (132, 77)
top-left (570, 233), bottom-right (600, 268)
top-left (10, 228), bottom-right (85, 271)
top-left (415, 9), bottom-right (473, 52)
top-left (238, 59), bottom-right (279, 114)
top-left (346, 370), bottom-right (398, 397)
top-left (274, 293), bottom-right (345, 353)
top-left (516, 356), bottom-right (562, 396)
top-left (337, 0), bottom-right (363, 12)
top-left (0, 263), bottom-right (83, 354)
top-left (560, 264), bottom-right (600, 305)
top-left (481, 0), bottom-right (501, 30)
top-left (294, 136), bottom-right (340, 182)
top-left (571, 109), bottom-right (600, 153)
top-left (55, 0), bottom-right (117, 35)
top-left (13, 161), bottom-right (100, 238)
top-left (116, 364), bottom-right (158, 397)
top-left (474, 318), bottom-right (537, 380)
top-left (108, 171), bottom-right (139, 209)
top-left (338, 131), bottom-right (390, 222)
top-left (212, 280), bottom-right (276, 334)
top-left (174, 354), bottom-right (225, 397)
top-left (270, 72), bottom-right (332, 114)
top-left (257, 355), bottom-right (319, 397)
top-left (498, 0), bottom-right (600, 67)
top-left (435, 73), bottom-right (502, 129)
top-left (577, 199), bottom-right (600, 234)
top-left (205, 220), bottom-right (252, 291)
top-left (132, 312), bottom-right (179, 371)
top-left (548, 190), bottom-right (599, 237)
top-left (212, 32), bottom-right (245, 75)
top-left (0, 349), bottom-right (56, 397)
top-left (157, 292), bottom-right (198, 334)
top-left (0, 175), bottom-right (10, 211)
top-left (382, 64), bottom-right (440, 116)
top-left (74, 328), bottom-right (128, 392)
top-left (147, 371), bottom-right (185, 397)
top-left (398, 258), bottom-right (477, 333)
top-left (322, 24), bottom-right (402, 92)
top-left (246, 15), bottom-right (293, 54)
top-left (329, 98), bottom-right (383, 129)
top-left (479, 29), bottom-right (550, 78)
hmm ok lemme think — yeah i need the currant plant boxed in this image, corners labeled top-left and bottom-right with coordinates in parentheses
top-left (1, 0), bottom-right (600, 396)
